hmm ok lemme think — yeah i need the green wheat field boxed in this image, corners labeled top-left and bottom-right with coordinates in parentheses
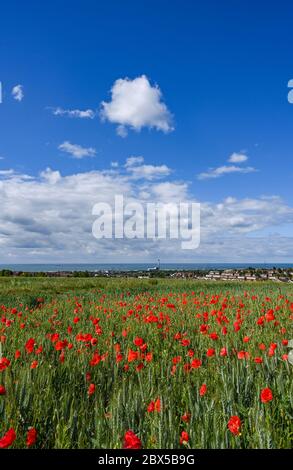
top-left (0, 277), bottom-right (292, 449)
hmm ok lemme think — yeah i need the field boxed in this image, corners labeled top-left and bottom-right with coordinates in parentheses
top-left (0, 277), bottom-right (292, 449)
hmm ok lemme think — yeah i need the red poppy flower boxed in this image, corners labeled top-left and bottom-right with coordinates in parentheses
top-left (128, 349), bottom-right (139, 362)
top-left (133, 337), bottom-right (144, 347)
top-left (199, 383), bottom-right (207, 396)
top-left (254, 357), bottom-right (263, 364)
top-left (0, 428), bottom-right (16, 448)
top-left (30, 360), bottom-right (38, 369)
top-left (179, 431), bottom-right (189, 445)
top-left (145, 352), bottom-right (153, 362)
top-left (209, 332), bottom-right (218, 340)
top-left (136, 363), bottom-right (144, 372)
top-left (25, 338), bottom-right (36, 354)
top-left (227, 416), bottom-right (241, 435)
top-left (15, 350), bottom-right (21, 359)
top-left (220, 347), bottom-right (227, 357)
top-left (0, 385), bottom-right (6, 395)
top-left (90, 352), bottom-right (101, 366)
top-left (191, 358), bottom-right (202, 369)
top-left (116, 352), bottom-right (123, 363)
top-left (123, 430), bottom-right (142, 449)
top-left (181, 412), bottom-right (191, 423)
top-left (260, 388), bottom-right (273, 403)
top-left (147, 398), bottom-right (161, 413)
top-left (88, 383), bottom-right (96, 396)
top-left (206, 348), bottom-right (215, 357)
top-left (26, 428), bottom-right (37, 447)
top-left (237, 351), bottom-right (250, 360)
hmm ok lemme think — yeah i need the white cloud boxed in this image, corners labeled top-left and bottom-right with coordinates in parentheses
top-left (125, 156), bottom-right (145, 167)
top-left (116, 125), bottom-right (128, 138)
top-left (197, 165), bottom-right (257, 180)
top-left (124, 156), bottom-right (171, 180)
top-left (58, 141), bottom-right (96, 159)
top-left (11, 84), bottom-right (24, 102)
top-left (0, 160), bottom-right (292, 263)
top-left (228, 152), bottom-right (248, 163)
top-left (128, 164), bottom-right (172, 180)
top-left (40, 168), bottom-right (61, 184)
top-left (100, 75), bottom-right (174, 136)
top-left (51, 107), bottom-right (95, 119)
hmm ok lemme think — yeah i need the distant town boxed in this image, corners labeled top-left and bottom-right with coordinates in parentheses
top-left (1, 266), bottom-right (293, 283)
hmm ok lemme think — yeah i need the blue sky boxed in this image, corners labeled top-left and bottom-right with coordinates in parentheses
top-left (0, 0), bottom-right (293, 263)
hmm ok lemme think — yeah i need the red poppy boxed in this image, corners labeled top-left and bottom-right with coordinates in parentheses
top-left (181, 412), bottom-right (191, 423)
top-left (128, 349), bottom-right (139, 362)
top-left (123, 430), bottom-right (142, 449)
top-left (147, 398), bottom-right (161, 413)
top-left (0, 385), bottom-right (6, 395)
top-left (133, 337), bottom-right (144, 347)
top-left (260, 388), bottom-right (273, 403)
top-left (191, 358), bottom-right (202, 369)
top-left (220, 347), bottom-right (228, 357)
top-left (206, 348), bottom-right (215, 357)
top-left (25, 338), bottom-right (36, 354)
top-left (209, 332), bottom-right (218, 340)
top-left (116, 352), bottom-right (123, 363)
top-left (199, 383), bottom-right (207, 396)
top-left (90, 352), bottom-right (101, 366)
top-left (237, 351), bottom-right (250, 360)
top-left (15, 350), bottom-right (21, 359)
top-left (26, 428), bottom-right (37, 447)
top-left (88, 383), bottom-right (96, 396)
top-left (145, 352), bottom-right (153, 362)
top-left (30, 360), bottom-right (38, 369)
top-left (136, 363), bottom-right (144, 372)
top-left (179, 431), bottom-right (189, 445)
top-left (254, 357), bottom-right (263, 364)
top-left (0, 428), bottom-right (16, 448)
top-left (227, 416), bottom-right (241, 435)
top-left (265, 310), bottom-right (275, 322)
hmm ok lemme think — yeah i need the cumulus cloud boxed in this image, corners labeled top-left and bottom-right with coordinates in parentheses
top-left (0, 161), bottom-right (292, 263)
top-left (197, 165), bottom-right (256, 180)
top-left (100, 75), bottom-right (174, 136)
top-left (124, 156), bottom-right (171, 180)
top-left (228, 152), bottom-right (248, 163)
top-left (58, 141), bottom-right (96, 159)
top-left (11, 84), bottom-right (24, 102)
top-left (198, 151), bottom-right (257, 180)
top-left (51, 107), bottom-right (96, 119)
top-left (125, 156), bottom-right (145, 168)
